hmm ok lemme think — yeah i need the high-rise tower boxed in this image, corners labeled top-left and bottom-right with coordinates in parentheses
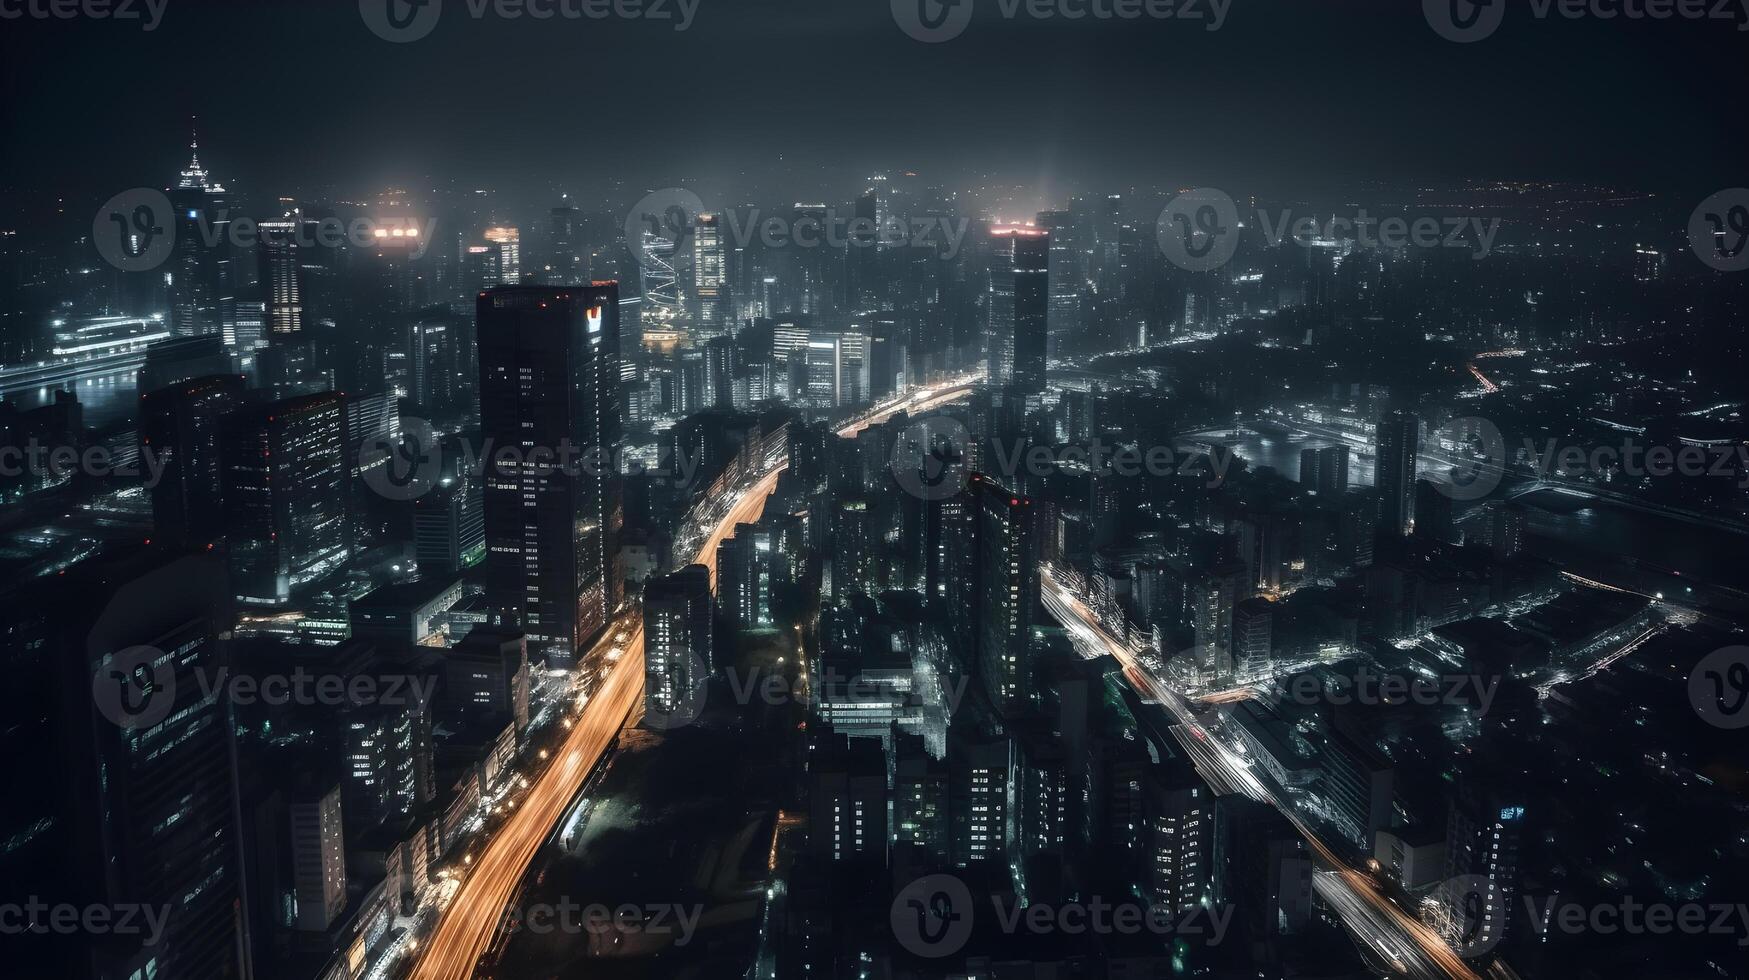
top-left (477, 283), bottom-right (623, 664)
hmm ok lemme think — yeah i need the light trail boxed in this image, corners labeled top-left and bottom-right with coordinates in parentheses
top-left (1040, 564), bottom-right (1484, 980)
top-left (406, 378), bottom-right (978, 980)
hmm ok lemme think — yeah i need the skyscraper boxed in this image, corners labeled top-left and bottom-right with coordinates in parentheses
top-left (1146, 761), bottom-right (1214, 915)
top-left (1233, 596), bottom-right (1273, 680)
top-left (483, 226), bottom-right (522, 284)
top-left (1375, 410), bottom-right (1420, 538)
top-left (1440, 782), bottom-right (1525, 957)
top-left (221, 392), bottom-right (351, 605)
top-left (1299, 443), bottom-right (1350, 496)
top-left (971, 474), bottom-right (1038, 709)
top-left (547, 202), bottom-right (584, 284)
top-left (288, 780), bottom-right (348, 932)
top-left (718, 522), bottom-right (777, 629)
top-left (1036, 209), bottom-right (1083, 355)
top-left (478, 283), bottom-right (623, 664)
top-left (168, 131), bottom-right (233, 340)
top-left (4, 551), bottom-right (248, 979)
top-left (692, 212), bottom-right (727, 331)
top-left (644, 564), bottom-right (713, 720)
top-left (1191, 560), bottom-right (1247, 686)
top-left (259, 218), bottom-right (304, 339)
top-left (949, 726), bottom-right (1010, 867)
top-left (987, 228), bottom-right (1049, 393)
top-left (139, 372), bottom-right (247, 547)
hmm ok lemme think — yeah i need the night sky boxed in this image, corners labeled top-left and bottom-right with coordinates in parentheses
top-left (2, 0), bottom-right (1745, 205)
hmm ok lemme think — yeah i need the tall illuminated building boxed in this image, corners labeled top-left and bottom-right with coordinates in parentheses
top-left (463, 242), bottom-right (504, 296)
top-left (1440, 782), bottom-right (1525, 958)
top-left (168, 131), bottom-right (233, 340)
top-left (692, 212), bottom-right (726, 331)
top-left (2, 551), bottom-right (247, 980)
top-left (1375, 410), bottom-right (1420, 538)
top-left (258, 218), bottom-right (304, 338)
top-left (547, 201), bottom-right (584, 284)
top-left (1146, 761), bottom-right (1213, 914)
top-left (1299, 443), bottom-right (1350, 496)
top-left (987, 228), bottom-right (1049, 393)
top-left (948, 726), bottom-right (1009, 867)
top-left (644, 564), bottom-right (713, 719)
top-left (483, 226), bottom-right (522, 284)
top-left (221, 392), bottom-right (351, 605)
top-left (477, 283), bottom-right (622, 665)
top-left (1035, 209), bottom-right (1082, 353)
top-left (1191, 560), bottom-right (1247, 685)
top-left (970, 474), bottom-right (1038, 710)
top-left (139, 372), bottom-right (247, 548)
top-left (717, 522), bottom-right (777, 629)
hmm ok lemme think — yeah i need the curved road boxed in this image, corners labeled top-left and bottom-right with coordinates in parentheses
top-left (407, 377), bottom-right (978, 980)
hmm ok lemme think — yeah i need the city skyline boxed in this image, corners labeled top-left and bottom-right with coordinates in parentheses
top-left (3, 4), bottom-right (1748, 980)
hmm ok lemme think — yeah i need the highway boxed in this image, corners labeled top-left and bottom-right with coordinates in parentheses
top-left (1040, 564), bottom-right (1486, 980)
top-left (406, 375), bottom-right (978, 979)
top-left (409, 621), bottom-right (646, 980)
